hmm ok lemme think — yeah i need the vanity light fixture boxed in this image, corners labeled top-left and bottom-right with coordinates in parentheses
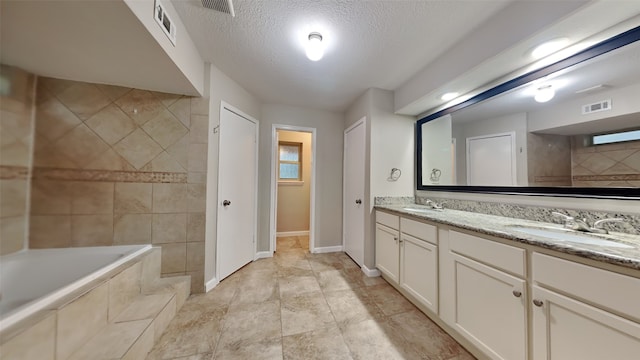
top-left (306, 32), bottom-right (324, 61)
top-left (531, 38), bottom-right (569, 59)
top-left (534, 85), bottom-right (555, 103)
top-left (441, 92), bottom-right (459, 101)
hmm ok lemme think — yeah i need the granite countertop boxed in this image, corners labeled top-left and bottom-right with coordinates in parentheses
top-left (375, 204), bottom-right (640, 271)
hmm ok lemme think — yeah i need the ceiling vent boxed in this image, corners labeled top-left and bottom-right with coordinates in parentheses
top-left (201, 0), bottom-right (235, 17)
top-left (582, 99), bottom-right (611, 115)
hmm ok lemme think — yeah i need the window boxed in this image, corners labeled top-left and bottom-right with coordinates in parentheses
top-left (591, 129), bottom-right (640, 146)
top-left (278, 142), bottom-right (302, 181)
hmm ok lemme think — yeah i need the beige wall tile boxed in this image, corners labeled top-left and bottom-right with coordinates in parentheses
top-left (187, 213), bottom-right (206, 243)
top-left (190, 97), bottom-right (209, 115)
top-left (30, 180), bottom-right (72, 215)
top-left (33, 143), bottom-right (77, 169)
top-left (186, 242), bottom-right (205, 272)
top-left (57, 283), bottom-right (109, 360)
top-left (0, 312), bottom-right (56, 360)
top-left (30, 215), bottom-right (71, 248)
top-left (113, 128), bottom-right (163, 169)
top-left (115, 182), bottom-right (152, 213)
top-left (160, 243), bottom-right (187, 274)
top-left (152, 214), bottom-right (187, 244)
top-left (114, 89), bottom-right (164, 126)
top-left (114, 214), bottom-right (152, 245)
top-left (0, 137), bottom-right (31, 167)
top-left (108, 262), bottom-right (142, 321)
top-left (95, 84), bottom-right (131, 102)
top-left (152, 91), bottom-right (183, 107)
top-left (188, 171), bottom-right (207, 184)
top-left (152, 296), bottom-right (177, 341)
top-left (53, 123), bottom-right (110, 168)
top-left (0, 179), bottom-right (28, 217)
top-left (188, 143), bottom-right (208, 172)
top-left (38, 76), bottom-right (75, 96)
top-left (1, 216), bottom-right (26, 255)
top-left (71, 182), bottom-right (114, 214)
top-left (166, 134), bottom-right (189, 169)
top-left (142, 108), bottom-right (188, 149)
top-left (143, 151), bottom-right (186, 173)
top-left (168, 97), bottom-right (191, 127)
top-left (189, 115), bottom-right (209, 144)
top-left (85, 104), bottom-right (137, 145)
top-left (187, 269), bottom-right (205, 293)
top-left (152, 183), bottom-right (187, 213)
top-left (85, 148), bottom-right (136, 171)
top-left (56, 82), bottom-right (111, 120)
top-left (187, 183), bottom-right (206, 213)
top-left (35, 98), bottom-right (82, 142)
top-left (71, 215), bottom-right (114, 246)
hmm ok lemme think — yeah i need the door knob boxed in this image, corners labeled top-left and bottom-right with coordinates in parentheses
top-left (355, 199), bottom-right (362, 204)
top-left (223, 200), bottom-right (231, 206)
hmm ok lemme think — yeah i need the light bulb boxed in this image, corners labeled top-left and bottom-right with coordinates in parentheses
top-left (306, 32), bottom-right (324, 61)
top-left (534, 85), bottom-right (555, 103)
top-left (531, 38), bottom-right (569, 59)
top-left (441, 92), bottom-right (459, 101)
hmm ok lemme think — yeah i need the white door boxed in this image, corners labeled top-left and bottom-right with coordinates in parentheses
top-left (217, 105), bottom-right (258, 281)
top-left (467, 132), bottom-right (516, 186)
top-left (343, 119), bottom-right (365, 265)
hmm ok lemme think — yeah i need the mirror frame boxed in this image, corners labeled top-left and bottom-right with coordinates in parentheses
top-left (416, 25), bottom-right (640, 199)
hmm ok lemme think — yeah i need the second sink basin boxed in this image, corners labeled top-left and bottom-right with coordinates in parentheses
top-left (402, 206), bottom-right (436, 213)
top-left (507, 225), bottom-right (634, 249)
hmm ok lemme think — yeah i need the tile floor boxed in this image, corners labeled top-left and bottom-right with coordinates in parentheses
top-left (146, 236), bottom-right (475, 360)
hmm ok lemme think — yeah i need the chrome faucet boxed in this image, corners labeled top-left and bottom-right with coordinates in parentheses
top-left (590, 218), bottom-right (625, 234)
top-left (424, 199), bottom-right (444, 210)
top-left (552, 212), bottom-right (590, 232)
top-left (552, 212), bottom-right (624, 234)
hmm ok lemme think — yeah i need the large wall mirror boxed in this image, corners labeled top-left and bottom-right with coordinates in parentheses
top-left (417, 26), bottom-right (640, 198)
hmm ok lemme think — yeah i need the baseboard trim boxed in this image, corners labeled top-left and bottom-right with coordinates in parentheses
top-left (276, 230), bottom-right (310, 237)
top-left (205, 277), bottom-right (219, 293)
top-left (312, 245), bottom-right (343, 254)
top-left (255, 251), bottom-right (273, 260)
top-left (361, 264), bottom-right (381, 277)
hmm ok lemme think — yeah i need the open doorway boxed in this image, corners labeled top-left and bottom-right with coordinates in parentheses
top-left (269, 125), bottom-right (316, 254)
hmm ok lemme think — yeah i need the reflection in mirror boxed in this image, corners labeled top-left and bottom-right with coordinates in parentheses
top-left (420, 33), bottom-right (640, 192)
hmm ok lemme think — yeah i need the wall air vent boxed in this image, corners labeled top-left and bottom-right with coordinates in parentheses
top-left (582, 99), bottom-right (611, 115)
top-left (202, 0), bottom-right (236, 17)
top-left (154, 0), bottom-right (177, 46)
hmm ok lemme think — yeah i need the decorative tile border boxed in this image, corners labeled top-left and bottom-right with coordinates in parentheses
top-left (573, 174), bottom-right (640, 181)
top-left (32, 167), bottom-right (187, 183)
top-left (0, 165), bottom-right (29, 180)
top-left (415, 195), bottom-right (640, 235)
top-left (533, 175), bottom-right (572, 183)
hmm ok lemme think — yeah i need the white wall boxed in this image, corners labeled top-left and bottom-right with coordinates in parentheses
top-left (205, 62), bottom-right (261, 286)
top-left (422, 115), bottom-right (453, 185)
top-left (259, 104), bottom-right (344, 251)
top-left (451, 113), bottom-right (528, 186)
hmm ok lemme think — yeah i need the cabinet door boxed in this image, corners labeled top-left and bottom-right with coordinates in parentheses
top-left (400, 233), bottom-right (438, 313)
top-left (451, 253), bottom-right (527, 360)
top-left (375, 223), bottom-right (399, 283)
top-left (532, 285), bottom-right (640, 360)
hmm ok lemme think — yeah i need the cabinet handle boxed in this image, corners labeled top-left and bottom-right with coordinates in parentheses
top-left (512, 290), bottom-right (522, 298)
top-left (533, 299), bottom-right (544, 307)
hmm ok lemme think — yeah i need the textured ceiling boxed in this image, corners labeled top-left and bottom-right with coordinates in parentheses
top-left (171, 0), bottom-right (511, 112)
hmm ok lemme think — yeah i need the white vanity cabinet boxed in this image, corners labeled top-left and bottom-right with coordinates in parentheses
top-left (441, 230), bottom-right (528, 360)
top-left (375, 211), bottom-right (400, 283)
top-left (399, 217), bottom-right (439, 314)
top-left (531, 253), bottom-right (640, 360)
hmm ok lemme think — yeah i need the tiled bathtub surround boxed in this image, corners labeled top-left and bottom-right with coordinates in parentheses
top-left (571, 136), bottom-right (640, 187)
top-left (26, 76), bottom-right (209, 292)
top-left (0, 65), bottom-right (36, 255)
top-left (414, 196), bottom-right (640, 235)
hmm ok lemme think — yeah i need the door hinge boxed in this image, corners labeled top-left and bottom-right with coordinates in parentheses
top-left (213, 125), bottom-right (220, 134)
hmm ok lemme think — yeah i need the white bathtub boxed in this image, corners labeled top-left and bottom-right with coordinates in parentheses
top-left (0, 245), bottom-right (152, 331)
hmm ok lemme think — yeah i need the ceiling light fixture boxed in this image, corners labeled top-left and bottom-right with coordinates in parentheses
top-left (306, 32), bottom-right (324, 61)
top-left (441, 92), bottom-right (459, 101)
top-left (534, 85), bottom-right (555, 103)
top-left (531, 38), bottom-right (569, 59)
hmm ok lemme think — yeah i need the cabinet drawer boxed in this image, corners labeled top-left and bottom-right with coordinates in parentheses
top-left (376, 210), bottom-right (399, 230)
top-left (401, 217), bottom-right (437, 245)
top-left (533, 252), bottom-right (640, 322)
top-left (450, 231), bottom-right (526, 277)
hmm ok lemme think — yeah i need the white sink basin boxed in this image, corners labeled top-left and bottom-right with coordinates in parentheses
top-left (508, 226), bottom-right (634, 249)
top-left (402, 207), bottom-right (435, 213)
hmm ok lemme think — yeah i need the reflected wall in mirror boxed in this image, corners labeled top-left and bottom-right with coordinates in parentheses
top-left (418, 28), bottom-right (640, 196)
